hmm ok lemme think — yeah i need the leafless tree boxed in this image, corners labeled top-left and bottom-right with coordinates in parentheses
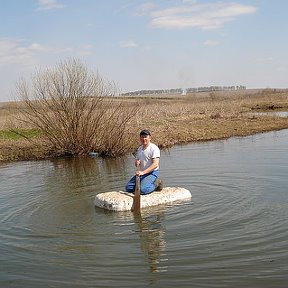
top-left (16, 58), bottom-right (140, 157)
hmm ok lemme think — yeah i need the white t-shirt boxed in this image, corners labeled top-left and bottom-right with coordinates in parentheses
top-left (136, 143), bottom-right (160, 171)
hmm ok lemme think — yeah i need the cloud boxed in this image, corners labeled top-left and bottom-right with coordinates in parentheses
top-left (277, 66), bottom-right (288, 72)
top-left (120, 40), bottom-right (138, 48)
top-left (0, 38), bottom-right (94, 101)
top-left (36, 0), bottom-right (65, 11)
top-left (139, 1), bottom-right (257, 30)
top-left (0, 38), bottom-right (49, 66)
top-left (77, 45), bottom-right (95, 56)
top-left (256, 56), bottom-right (274, 63)
top-left (135, 2), bottom-right (158, 16)
top-left (0, 38), bottom-right (95, 67)
top-left (0, 39), bottom-right (50, 101)
top-left (204, 39), bottom-right (219, 46)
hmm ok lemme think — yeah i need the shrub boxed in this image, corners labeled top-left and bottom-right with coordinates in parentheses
top-left (16, 58), bottom-right (140, 157)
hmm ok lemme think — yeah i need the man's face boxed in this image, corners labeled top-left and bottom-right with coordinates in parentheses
top-left (140, 135), bottom-right (151, 146)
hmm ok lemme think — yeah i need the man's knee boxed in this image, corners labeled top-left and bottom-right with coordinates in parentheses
top-left (140, 185), bottom-right (154, 195)
top-left (126, 184), bottom-right (135, 193)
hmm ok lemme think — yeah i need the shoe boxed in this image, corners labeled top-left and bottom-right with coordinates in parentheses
top-left (154, 179), bottom-right (163, 191)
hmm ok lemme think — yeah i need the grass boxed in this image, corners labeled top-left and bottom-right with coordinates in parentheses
top-left (0, 129), bottom-right (41, 140)
top-left (1, 88), bottom-right (288, 161)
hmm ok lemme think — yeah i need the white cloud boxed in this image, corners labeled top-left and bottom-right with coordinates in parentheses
top-left (0, 39), bottom-right (48, 66)
top-left (204, 39), bottom-right (219, 46)
top-left (77, 45), bottom-right (95, 56)
top-left (36, 0), bottom-right (65, 11)
top-left (256, 56), bottom-right (274, 63)
top-left (277, 66), bottom-right (288, 72)
top-left (0, 38), bottom-right (94, 101)
top-left (139, 1), bottom-right (257, 30)
top-left (120, 40), bottom-right (138, 48)
top-left (182, 0), bottom-right (198, 4)
top-left (135, 2), bottom-right (158, 16)
top-left (0, 38), bottom-right (94, 67)
top-left (0, 39), bottom-right (50, 101)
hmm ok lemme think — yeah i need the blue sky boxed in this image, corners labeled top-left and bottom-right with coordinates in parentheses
top-left (1, 0), bottom-right (288, 102)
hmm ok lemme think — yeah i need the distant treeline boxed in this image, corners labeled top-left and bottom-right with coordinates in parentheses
top-left (122, 85), bottom-right (246, 96)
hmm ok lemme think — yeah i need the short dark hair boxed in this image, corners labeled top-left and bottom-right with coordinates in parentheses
top-left (140, 129), bottom-right (151, 136)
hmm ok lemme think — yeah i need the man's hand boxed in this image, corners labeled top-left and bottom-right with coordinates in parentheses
top-left (136, 170), bottom-right (144, 177)
top-left (135, 159), bottom-right (140, 167)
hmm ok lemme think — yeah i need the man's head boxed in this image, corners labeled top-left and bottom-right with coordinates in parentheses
top-left (139, 129), bottom-right (151, 147)
top-left (140, 129), bottom-right (151, 137)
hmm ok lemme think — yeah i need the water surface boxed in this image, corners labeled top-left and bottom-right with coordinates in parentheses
top-left (1, 130), bottom-right (288, 287)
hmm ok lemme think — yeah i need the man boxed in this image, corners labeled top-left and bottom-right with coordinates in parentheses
top-left (126, 129), bottom-right (163, 194)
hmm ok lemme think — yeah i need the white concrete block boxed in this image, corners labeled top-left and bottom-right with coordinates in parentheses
top-left (94, 187), bottom-right (192, 211)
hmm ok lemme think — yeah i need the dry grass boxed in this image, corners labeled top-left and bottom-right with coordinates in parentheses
top-left (131, 89), bottom-right (288, 147)
top-left (1, 89), bottom-right (288, 161)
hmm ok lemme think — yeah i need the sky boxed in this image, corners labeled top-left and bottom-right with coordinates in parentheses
top-left (1, 0), bottom-right (288, 102)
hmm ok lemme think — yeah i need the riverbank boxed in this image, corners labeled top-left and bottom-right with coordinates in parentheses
top-left (1, 89), bottom-right (288, 162)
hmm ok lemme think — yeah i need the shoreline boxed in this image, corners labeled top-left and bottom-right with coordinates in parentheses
top-left (1, 89), bottom-right (288, 162)
top-left (1, 115), bottom-right (288, 163)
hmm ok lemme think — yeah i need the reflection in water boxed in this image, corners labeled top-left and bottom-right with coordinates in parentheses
top-left (99, 206), bottom-right (168, 274)
top-left (134, 211), bottom-right (167, 273)
top-left (1, 129), bottom-right (288, 287)
top-left (47, 155), bottom-right (133, 193)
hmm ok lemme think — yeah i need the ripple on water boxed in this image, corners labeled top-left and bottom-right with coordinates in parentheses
top-left (1, 130), bottom-right (288, 287)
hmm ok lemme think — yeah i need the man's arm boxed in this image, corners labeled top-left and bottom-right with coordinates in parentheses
top-left (136, 157), bottom-right (159, 176)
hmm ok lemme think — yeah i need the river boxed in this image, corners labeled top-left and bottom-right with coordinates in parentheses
top-left (0, 129), bottom-right (288, 287)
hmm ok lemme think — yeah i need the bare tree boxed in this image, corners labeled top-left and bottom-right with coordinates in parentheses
top-left (16, 58), bottom-right (140, 157)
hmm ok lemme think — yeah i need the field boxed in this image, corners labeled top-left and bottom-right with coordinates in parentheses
top-left (1, 88), bottom-right (288, 161)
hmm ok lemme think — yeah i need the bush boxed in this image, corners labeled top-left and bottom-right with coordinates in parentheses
top-left (16, 58), bottom-right (140, 157)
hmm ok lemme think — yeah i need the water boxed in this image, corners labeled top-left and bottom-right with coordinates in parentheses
top-left (1, 130), bottom-right (288, 287)
top-left (252, 111), bottom-right (288, 118)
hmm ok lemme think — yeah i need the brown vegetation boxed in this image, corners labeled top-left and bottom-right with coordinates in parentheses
top-left (136, 89), bottom-right (288, 147)
top-left (6, 59), bottom-right (140, 158)
top-left (1, 88), bottom-right (288, 162)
